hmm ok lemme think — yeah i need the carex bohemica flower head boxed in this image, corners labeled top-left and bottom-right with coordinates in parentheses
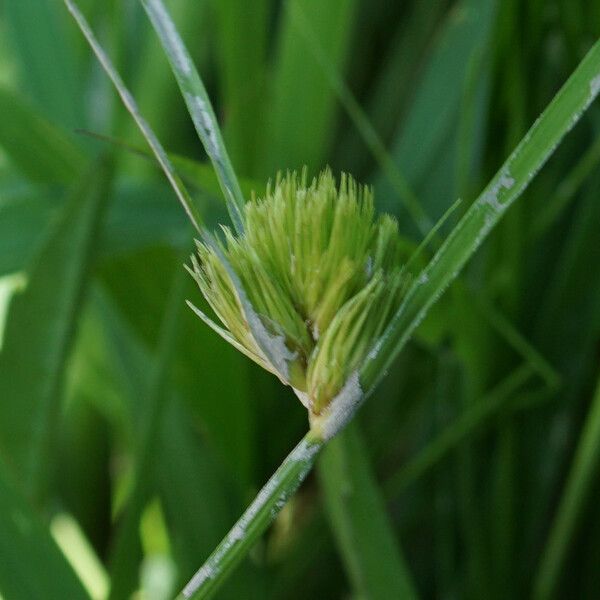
top-left (187, 169), bottom-right (409, 431)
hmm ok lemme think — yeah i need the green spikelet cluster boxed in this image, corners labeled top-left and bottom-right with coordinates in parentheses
top-left (190, 169), bottom-right (409, 414)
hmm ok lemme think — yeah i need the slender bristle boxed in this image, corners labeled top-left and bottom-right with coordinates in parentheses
top-left (190, 169), bottom-right (408, 410)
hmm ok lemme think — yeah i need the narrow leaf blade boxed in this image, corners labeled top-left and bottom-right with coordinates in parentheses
top-left (0, 158), bottom-right (112, 498)
top-left (319, 422), bottom-right (419, 600)
top-left (361, 40), bottom-right (600, 394)
top-left (64, 0), bottom-right (203, 232)
top-left (0, 463), bottom-right (90, 600)
top-left (140, 0), bottom-right (246, 233)
top-left (0, 87), bottom-right (86, 183)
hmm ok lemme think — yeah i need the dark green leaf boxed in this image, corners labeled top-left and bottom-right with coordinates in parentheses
top-left (0, 158), bottom-right (112, 499)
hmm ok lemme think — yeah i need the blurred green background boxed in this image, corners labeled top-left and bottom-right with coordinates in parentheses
top-left (1, 0), bottom-right (600, 599)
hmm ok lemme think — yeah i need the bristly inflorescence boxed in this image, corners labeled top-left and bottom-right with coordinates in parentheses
top-left (188, 169), bottom-right (410, 417)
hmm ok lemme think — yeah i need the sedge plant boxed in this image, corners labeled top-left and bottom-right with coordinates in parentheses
top-left (64, 0), bottom-right (600, 597)
top-left (188, 170), bottom-right (410, 423)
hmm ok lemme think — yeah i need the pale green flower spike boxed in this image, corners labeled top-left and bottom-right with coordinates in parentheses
top-left (188, 168), bottom-right (409, 428)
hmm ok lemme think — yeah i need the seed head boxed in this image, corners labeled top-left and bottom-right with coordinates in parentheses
top-left (189, 169), bottom-right (409, 416)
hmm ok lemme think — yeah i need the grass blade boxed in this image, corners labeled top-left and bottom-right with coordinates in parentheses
top-left (263, 0), bottom-right (358, 176)
top-left (385, 365), bottom-right (533, 497)
top-left (532, 130), bottom-right (600, 238)
top-left (471, 294), bottom-right (560, 390)
top-left (64, 0), bottom-right (203, 233)
top-left (0, 157), bottom-right (112, 499)
top-left (107, 263), bottom-right (187, 600)
top-left (361, 39), bottom-right (600, 395)
top-left (336, 0), bottom-right (448, 175)
top-left (0, 187), bottom-right (59, 276)
top-left (375, 0), bottom-right (497, 218)
top-left (213, 0), bottom-right (268, 175)
top-left (0, 87), bottom-right (86, 183)
top-left (4, 0), bottom-right (83, 129)
top-left (178, 432), bottom-right (323, 600)
top-left (159, 399), bottom-right (262, 599)
top-left (75, 282), bottom-right (261, 598)
top-left (75, 128), bottom-right (260, 202)
top-left (319, 422), bottom-right (419, 600)
top-left (140, 0), bottom-right (246, 233)
top-left (0, 180), bottom-right (200, 278)
top-left (532, 373), bottom-right (600, 600)
top-left (0, 462), bottom-right (90, 600)
top-left (288, 0), bottom-right (431, 234)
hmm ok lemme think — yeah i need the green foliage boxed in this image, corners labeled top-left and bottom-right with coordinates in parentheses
top-left (3, 0), bottom-right (83, 128)
top-left (0, 463), bottom-right (90, 600)
top-left (1, 0), bottom-right (600, 599)
top-left (319, 422), bottom-right (418, 600)
top-left (0, 158), bottom-right (112, 499)
top-left (0, 87), bottom-right (84, 184)
top-left (141, 0), bottom-right (246, 233)
top-left (264, 0), bottom-right (358, 176)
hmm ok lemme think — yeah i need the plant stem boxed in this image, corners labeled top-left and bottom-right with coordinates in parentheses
top-left (177, 431), bottom-right (324, 600)
top-left (532, 374), bottom-right (600, 600)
